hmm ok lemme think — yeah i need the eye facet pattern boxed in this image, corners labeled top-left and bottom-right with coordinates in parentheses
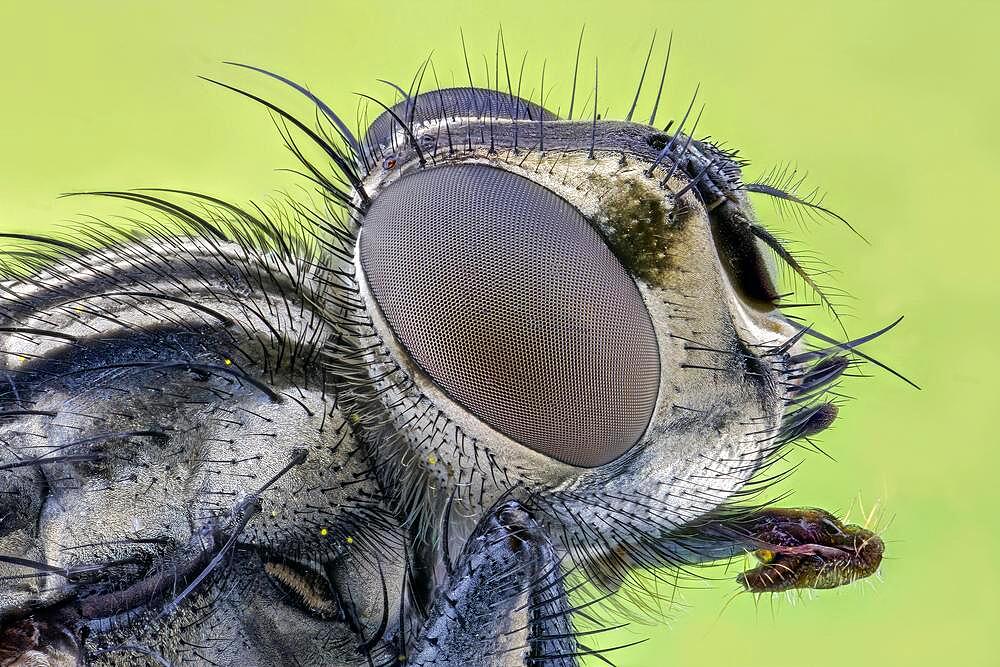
top-left (359, 163), bottom-right (661, 467)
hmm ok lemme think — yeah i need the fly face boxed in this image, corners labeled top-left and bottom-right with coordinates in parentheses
top-left (338, 87), bottom-right (825, 584)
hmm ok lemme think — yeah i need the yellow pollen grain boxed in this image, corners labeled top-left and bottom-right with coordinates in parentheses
top-left (345, 536), bottom-right (354, 544)
top-left (320, 527), bottom-right (328, 537)
top-left (427, 455), bottom-right (437, 465)
top-left (224, 358), bottom-right (232, 366)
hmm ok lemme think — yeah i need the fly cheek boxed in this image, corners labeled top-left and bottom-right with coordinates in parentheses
top-left (355, 163), bottom-right (662, 469)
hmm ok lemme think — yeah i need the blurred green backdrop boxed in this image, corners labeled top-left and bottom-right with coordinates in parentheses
top-left (0, 1), bottom-right (995, 665)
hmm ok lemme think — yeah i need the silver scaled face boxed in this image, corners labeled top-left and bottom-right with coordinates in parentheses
top-left (0, 52), bottom-right (897, 667)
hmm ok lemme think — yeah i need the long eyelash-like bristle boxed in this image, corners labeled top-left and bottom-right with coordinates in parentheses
top-left (198, 75), bottom-right (371, 211)
top-left (748, 222), bottom-right (853, 330)
top-left (625, 30), bottom-right (657, 123)
top-left (222, 62), bottom-right (367, 169)
top-left (648, 31), bottom-right (672, 127)
top-left (567, 25), bottom-right (585, 121)
top-left (747, 163), bottom-right (868, 243)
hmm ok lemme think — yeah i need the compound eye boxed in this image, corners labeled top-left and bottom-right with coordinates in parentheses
top-left (358, 164), bottom-right (660, 467)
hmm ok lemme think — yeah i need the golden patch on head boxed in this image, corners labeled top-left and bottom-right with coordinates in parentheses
top-left (589, 173), bottom-right (686, 286)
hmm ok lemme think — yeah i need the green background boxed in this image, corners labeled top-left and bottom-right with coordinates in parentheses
top-left (0, 1), bottom-right (995, 664)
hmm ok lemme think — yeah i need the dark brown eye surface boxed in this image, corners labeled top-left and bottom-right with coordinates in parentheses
top-left (358, 164), bottom-right (660, 467)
